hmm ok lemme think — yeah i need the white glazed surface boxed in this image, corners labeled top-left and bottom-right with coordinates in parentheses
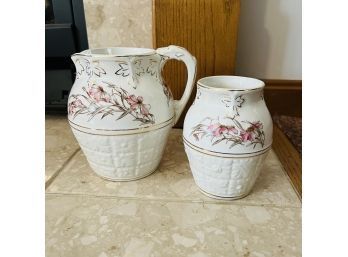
top-left (68, 46), bottom-right (196, 130)
top-left (68, 46), bottom-right (196, 180)
top-left (183, 76), bottom-right (273, 198)
top-left (68, 50), bottom-right (172, 130)
top-left (183, 76), bottom-right (273, 155)
top-left (71, 125), bottom-right (171, 181)
top-left (185, 145), bottom-right (269, 198)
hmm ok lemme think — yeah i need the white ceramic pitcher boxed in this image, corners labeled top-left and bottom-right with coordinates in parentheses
top-left (68, 46), bottom-right (196, 181)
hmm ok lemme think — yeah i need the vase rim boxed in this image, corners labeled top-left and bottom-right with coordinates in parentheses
top-left (197, 76), bottom-right (265, 92)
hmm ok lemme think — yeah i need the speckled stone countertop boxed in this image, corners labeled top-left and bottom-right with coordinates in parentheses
top-left (45, 115), bottom-right (301, 257)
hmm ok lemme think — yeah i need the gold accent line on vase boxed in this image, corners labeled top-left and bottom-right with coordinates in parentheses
top-left (183, 137), bottom-right (271, 158)
top-left (70, 119), bottom-right (173, 136)
top-left (68, 115), bottom-right (175, 132)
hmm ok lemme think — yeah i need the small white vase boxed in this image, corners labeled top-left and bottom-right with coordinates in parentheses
top-left (68, 46), bottom-right (196, 181)
top-left (183, 76), bottom-right (273, 199)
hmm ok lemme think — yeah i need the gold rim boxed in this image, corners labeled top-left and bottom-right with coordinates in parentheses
top-left (73, 47), bottom-right (156, 58)
top-left (71, 119), bottom-right (172, 136)
top-left (183, 137), bottom-right (271, 158)
top-left (72, 54), bottom-right (156, 59)
top-left (197, 76), bottom-right (265, 92)
top-left (197, 83), bottom-right (263, 92)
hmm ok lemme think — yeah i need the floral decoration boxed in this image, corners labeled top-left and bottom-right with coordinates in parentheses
top-left (133, 60), bottom-right (145, 77)
top-left (192, 88), bottom-right (202, 105)
top-left (146, 59), bottom-right (159, 78)
top-left (191, 118), bottom-right (265, 149)
top-left (191, 94), bottom-right (265, 148)
top-left (73, 56), bottom-right (172, 111)
top-left (115, 63), bottom-right (130, 77)
top-left (75, 58), bottom-right (106, 79)
top-left (161, 82), bottom-right (172, 106)
top-left (68, 82), bottom-right (155, 125)
top-left (221, 95), bottom-right (245, 119)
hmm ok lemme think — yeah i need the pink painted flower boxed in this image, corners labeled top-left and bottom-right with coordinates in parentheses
top-left (207, 123), bottom-right (223, 136)
top-left (240, 123), bottom-right (259, 142)
top-left (250, 121), bottom-right (263, 129)
top-left (87, 85), bottom-right (110, 103)
top-left (140, 103), bottom-right (150, 116)
top-left (125, 95), bottom-right (151, 117)
top-left (226, 126), bottom-right (239, 135)
top-left (125, 95), bottom-right (141, 110)
top-left (240, 131), bottom-right (255, 142)
top-left (68, 99), bottom-right (84, 115)
top-left (207, 123), bottom-right (238, 137)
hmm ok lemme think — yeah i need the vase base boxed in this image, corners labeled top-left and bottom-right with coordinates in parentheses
top-left (92, 167), bottom-right (158, 182)
top-left (197, 186), bottom-right (250, 201)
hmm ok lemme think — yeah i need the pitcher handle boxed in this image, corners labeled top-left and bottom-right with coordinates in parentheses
top-left (156, 45), bottom-right (197, 125)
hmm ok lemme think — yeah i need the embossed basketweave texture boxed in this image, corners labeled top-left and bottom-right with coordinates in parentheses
top-left (72, 126), bottom-right (171, 181)
top-left (185, 146), bottom-right (268, 198)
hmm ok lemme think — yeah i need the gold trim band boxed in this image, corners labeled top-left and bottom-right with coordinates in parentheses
top-left (71, 118), bottom-right (173, 136)
top-left (68, 115), bottom-right (175, 132)
top-left (90, 166), bottom-right (158, 182)
top-left (183, 137), bottom-right (271, 158)
top-left (68, 116), bottom-right (175, 134)
top-left (197, 186), bottom-right (250, 200)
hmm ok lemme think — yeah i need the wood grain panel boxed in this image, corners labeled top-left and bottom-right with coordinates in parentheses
top-left (153, 0), bottom-right (241, 126)
top-left (273, 125), bottom-right (302, 199)
top-left (264, 80), bottom-right (302, 117)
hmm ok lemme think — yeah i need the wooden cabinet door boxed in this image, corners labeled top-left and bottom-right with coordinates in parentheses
top-left (153, 0), bottom-right (240, 127)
